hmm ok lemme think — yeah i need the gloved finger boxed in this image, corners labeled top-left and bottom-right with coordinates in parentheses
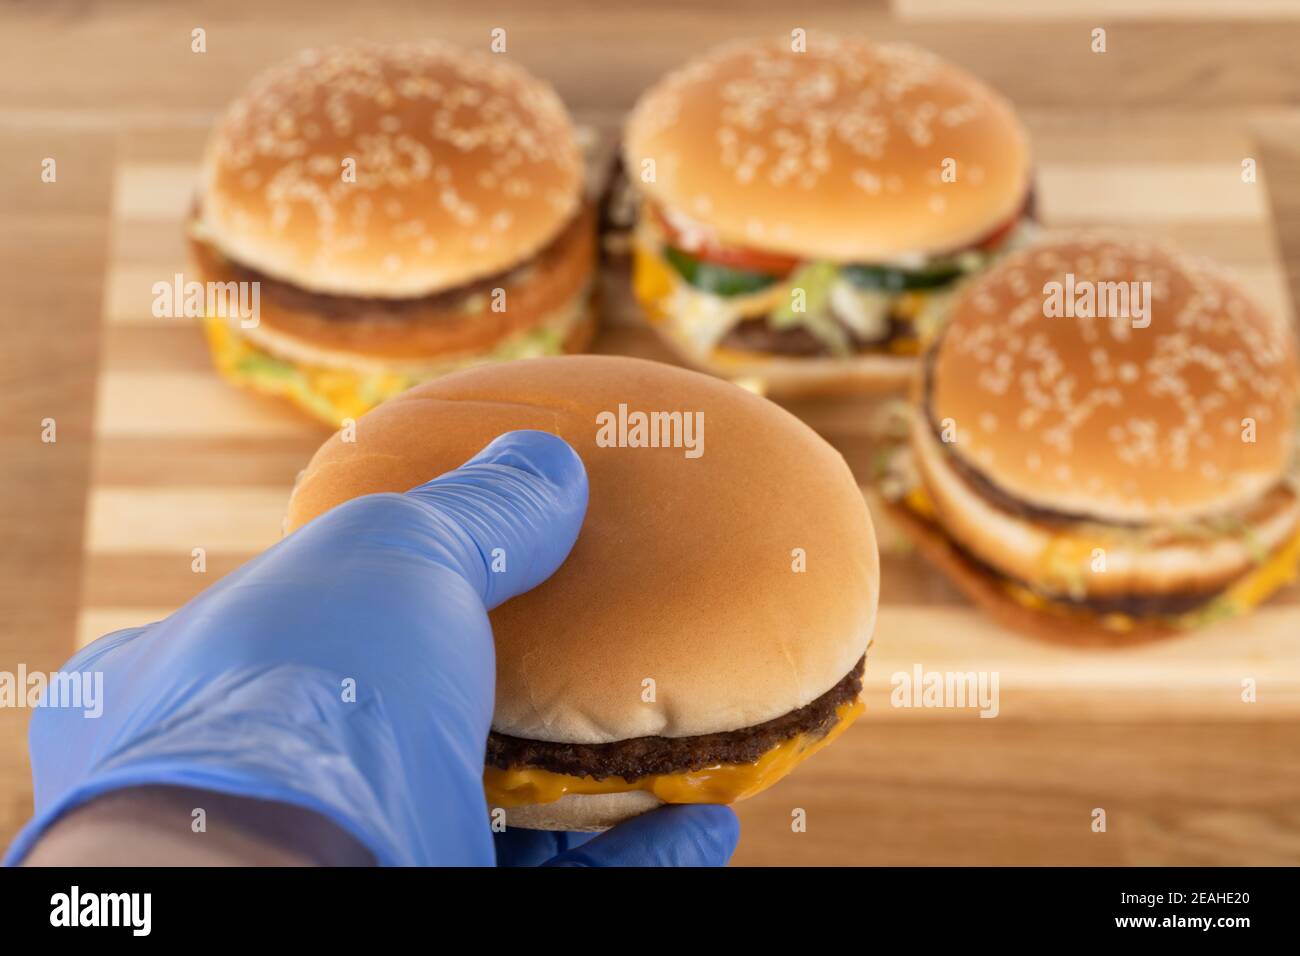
top-left (404, 430), bottom-right (589, 610)
top-left (492, 826), bottom-right (598, 867)
top-left (542, 805), bottom-right (740, 867)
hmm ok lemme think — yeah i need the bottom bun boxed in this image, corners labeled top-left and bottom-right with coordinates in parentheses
top-left (705, 348), bottom-right (916, 398)
top-left (503, 791), bottom-right (664, 832)
top-left (884, 499), bottom-right (1195, 647)
top-left (656, 333), bottom-right (915, 398)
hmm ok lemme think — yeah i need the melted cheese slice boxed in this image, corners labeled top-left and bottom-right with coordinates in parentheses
top-left (205, 315), bottom-right (412, 424)
top-left (1212, 519), bottom-right (1300, 615)
top-left (630, 243), bottom-right (677, 323)
top-left (900, 485), bottom-right (1300, 628)
top-left (631, 242), bottom-right (791, 356)
top-left (203, 310), bottom-right (572, 426)
top-left (484, 700), bottom-right (864, 809)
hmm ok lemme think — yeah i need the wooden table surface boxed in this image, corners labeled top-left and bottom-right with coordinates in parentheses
top-left (4, 0), bottom-right (1300, 866)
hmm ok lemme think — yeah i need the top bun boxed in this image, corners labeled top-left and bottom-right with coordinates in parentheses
top-left (930, 233), bottom-right (1298, 524)
top-left (285, 356), bottom-right (878, 743)
top-left (199, 43), bottom-right (582, 297)
top-left (623, 34), bottom-right (1030, 262)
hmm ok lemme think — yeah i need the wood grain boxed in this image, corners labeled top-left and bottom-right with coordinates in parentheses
top-left (2, 0), bottom-right (1299, 865)
top-left (0, 121), bottom-right (115, 853)
top-left (731, 719), bottom-right (1300, 866)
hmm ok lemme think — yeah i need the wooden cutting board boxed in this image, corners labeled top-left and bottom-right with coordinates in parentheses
top-left (82, 111), bottom-right (1300, 702)
top-left (72, 111), bottom-right (1300, 864)
top-left (5, 0), bottom-right (1300, 864)
top-left (68, 106), bottom-right (1300, 868)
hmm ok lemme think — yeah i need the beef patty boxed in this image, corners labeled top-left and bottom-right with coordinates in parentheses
top-left (960, 538), bottom-right (1224, 617)
top-left (720, 313), bottom-right (913, 358)
top-left (486, 655), bottom-right (865, 782)
top-left (188, 202), bottom-right (593, 322)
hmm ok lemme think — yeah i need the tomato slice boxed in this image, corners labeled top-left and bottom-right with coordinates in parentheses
top-left (649, 188), bottom-right (1030, 273)
top-left (649, 205), bottom-right (800, 277)
top-left (970, 214), bottom-right (1019, 252)
top-left (662, 247), bottom-right (779, 296)
top-left (967, 190), bottom-right (1033, 252)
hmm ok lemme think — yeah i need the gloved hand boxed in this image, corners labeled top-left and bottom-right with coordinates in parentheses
top-left (5, 430), bottom-right (739, 867)
top-left (493, 806), bottom-right (738, 867)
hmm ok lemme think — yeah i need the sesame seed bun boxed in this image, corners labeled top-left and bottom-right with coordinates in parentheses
top-left (623, 34), bottom-right (1031, 262)
top-left (284, 355), bottom-right (878, 744)
top-left (199, 42), bottom-right (583, 298)
top-left (930, 234), bottom-right (1297, 524)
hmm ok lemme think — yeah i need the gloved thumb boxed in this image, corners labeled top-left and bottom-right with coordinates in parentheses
top-left (403, 429), bottom-right (589, 610)
top-left (543, 805), bottom-right (741, 867)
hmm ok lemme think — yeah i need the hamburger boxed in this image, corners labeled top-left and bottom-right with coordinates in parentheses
top-left (285, 355), bottom-right (879, 829)
top-left (189, 43), bottom-right (595, 426)
top-left (878, 234), bottom-right (1300, 643)
top-left (622, 34), bottom-right (1033, 397)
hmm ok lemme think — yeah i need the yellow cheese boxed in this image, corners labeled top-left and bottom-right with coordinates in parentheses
top-left (887, 337), bottom-right (922, 356)
top-left (631, 244), bottom-right (677, 324)
top-left (1037, 535), bottom-right (1106, 597)
top-left (892, 291), bottom-right (926, 319)
top-left (203, 313), bottom-right (570, 426)
top-left (1209, 521), bottom-right (1300, 615)
top-left (484, 699), bottom-right (864, 809)
top-left (204, 315), bottom-right (414, 424)
top-left (1001, 579), bottom-right (1135, 631)
top-left (899, 481), bottom-right (1300, 629)
top-left (1008, 524), bottom-right (1300, 628)
top-left (902, 486), bottom-right (936, 519)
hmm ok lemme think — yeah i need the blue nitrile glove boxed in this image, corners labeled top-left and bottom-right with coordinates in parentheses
top-left (4, 430), bottom-right (739, 867)
top-left (494, 806), bottom-right (739, 867)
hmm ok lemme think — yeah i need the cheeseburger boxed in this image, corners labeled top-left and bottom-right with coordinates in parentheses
top-left (286, 355), bottom-right (878, 829)
top-left (879, 235), bottom-right (1300, 642)
top-left (189, 43), bottom-right (595, 425)
top-left (622, 34), bottom-right (1033, 396)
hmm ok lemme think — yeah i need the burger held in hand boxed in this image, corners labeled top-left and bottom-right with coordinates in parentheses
top-left (622, 33), bottom-right (1033, 397)
top-left (286, 355), bottom-right (879, 830)
top-left (189, 43), bottom-right (596, 425)
top-left (878, 234), bottom-right (1300, 642)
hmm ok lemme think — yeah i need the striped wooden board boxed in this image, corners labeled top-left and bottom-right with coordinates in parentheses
top-left (83, 110), bottom-right (1300, 722)
top-left (4, 0), bottom-right (1300, 866)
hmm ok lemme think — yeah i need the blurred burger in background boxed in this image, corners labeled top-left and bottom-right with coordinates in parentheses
top-left (878, 234), bottom-right (1300, 642)
top-left (622, 34), bottom-right (1033, 396)
top-left (189, 42), bottom-right (595, 425)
